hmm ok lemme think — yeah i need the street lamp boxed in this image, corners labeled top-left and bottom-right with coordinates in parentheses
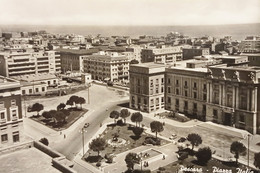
top-left (139, 152), bottom-right (143, 171)
top-left (79, 127), bottom-right (87, 156)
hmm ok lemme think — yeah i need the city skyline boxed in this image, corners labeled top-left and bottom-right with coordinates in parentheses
top-left (0, 0), bottom-right (260, 26)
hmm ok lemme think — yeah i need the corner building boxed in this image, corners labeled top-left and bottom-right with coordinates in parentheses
top-left (129, 63), bottom-right (165, 112)
top-left (0, 76), bottom-right (24, 147)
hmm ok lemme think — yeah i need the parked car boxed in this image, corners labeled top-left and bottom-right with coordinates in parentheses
top-left (84, 123), bottom-right (90, 128)
top-left (169, 134), bottom-right (177, 140)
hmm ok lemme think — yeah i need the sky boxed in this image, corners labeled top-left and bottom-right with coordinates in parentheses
top-left (0, 0), bottom-right (260, 26)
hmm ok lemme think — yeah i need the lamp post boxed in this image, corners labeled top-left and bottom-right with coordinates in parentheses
top-left (247, 134), bottom-right (251, 168)
top-left (79, 127), bottom-right (87, 156)
top-left (139, 152), bottom-right (143, 171)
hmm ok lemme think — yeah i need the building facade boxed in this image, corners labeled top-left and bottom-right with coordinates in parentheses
top-left (239, 36), bottom-right (260, 53)
top-left (141, 46), bottom-right (183, 64)
top-left (57, 49), bottom-right (99, 73)
top-left (0, 51), bottom-right (61, 77)
top-left (82, 52), bottom-right (130, 82)
top-left (129, 63), bottom-right (165, 112)
top-left (0, 76), bottom-right (24, 147)
top-left (182, 47), bottom-right (210, 60)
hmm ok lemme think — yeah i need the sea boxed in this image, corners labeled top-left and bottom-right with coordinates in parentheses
top-left (1, 23), bottom-right (260, 41)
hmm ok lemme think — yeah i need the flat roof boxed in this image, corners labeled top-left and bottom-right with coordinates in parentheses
top-left (0, 148), bottom-right (60, 173)
top-left (56, 48), bottom-right (99, 55)
top-left (12, 74), bottom-right (57, 82)
top-left (130, 62), bottom-right (166, 69)
top-left (83, 54), bottom-right (128, 61)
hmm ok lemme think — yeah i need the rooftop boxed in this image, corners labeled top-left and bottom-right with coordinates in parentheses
top-left (130, 62), bottom-right (166, 69)
top-left (82, 54), bottom-right (128, 61)
top-left (0, 147), bottom-right (60, 173)
top-left (12, 74), bottom-right (57, 82)
top-left (56, 48), bottom-right (99, 55)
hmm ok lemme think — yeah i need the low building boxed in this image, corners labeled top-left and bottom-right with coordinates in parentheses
top-left (0, 76), bottom-right (24, 148)
top-left (129, 63), bottom-right (166, 112)
top-left (82, 52), bottom-right (130, 82)
top-left (239, 36), bottom-right (260, 53)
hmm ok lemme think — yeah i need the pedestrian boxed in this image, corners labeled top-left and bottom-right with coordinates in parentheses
top-left (64, 134), bottom-right (66, 139)
top-left (100, 123), bottom-right (102, 127)
top-left (162, 155), bottom-right (165, 160)
top-left (60, 131), bottom-right (62, 135)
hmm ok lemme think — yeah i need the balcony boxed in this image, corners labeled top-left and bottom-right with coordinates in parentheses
top-left (0, 119), bottom-right (6, 124)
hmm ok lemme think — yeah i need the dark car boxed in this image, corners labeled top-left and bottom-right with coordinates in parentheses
top-left (84, 123), bottom-right (90, 128)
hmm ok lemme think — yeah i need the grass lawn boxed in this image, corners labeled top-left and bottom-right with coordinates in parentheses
top-left (152, 155), bottom-right (249, 173)
top-left (31, 108), bottom-right (88, 131)
top-left (84, 123), bottom-right (169, 166)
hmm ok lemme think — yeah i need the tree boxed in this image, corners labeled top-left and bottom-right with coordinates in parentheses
top-left (196, 147), bottom-right (212, 165)
top-left (57, 103), bottom-right (66, 111)
top-left (150, 121), bottom-right (164, 140)
top-left (66, 99), bottom-right (73, 108)
top-left (187, 133), bottom-right (202, 151)
top-left (120, 109), bottom-right (131, 124)
top-left (254, 152), bottom-right (260, 170)
top-left (130, 59), bottom-right (139, 64)
top-left (39, 138), bottom-right (49, 146)
top-left (230, 141), bottom-right (246, 165)
top-left (89, 138), bottom-right (107, 156)
top-left (60, 109), bottom-right (70, 117)
top-left (132, 127), bottom-right (143, 138)
top-left (53, 111), bottom-right (67, 124)
top-left (131, 112), bottom-right (143, 127)
top-left (42, 111), bottom-right (52, 120)
top-left (77, 97), bottom-right (86, 109)
top-left (31, 103), bottom-right (44, 116)
top-left (69, 95), bottom-right (79, 107)
top-left (125, 152), bottom-right (140, 170)
top-left (110, 110), bottom-right (120, 123)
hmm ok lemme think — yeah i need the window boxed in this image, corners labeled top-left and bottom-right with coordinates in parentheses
top-left (227, 94), bottom-right (232, 107)
top-left (151, 99), bottom-right (154, 105)
top-left (176, 99), bottom-right (179, 106)
top-left (42, 87), bottom-right (45, 92)
top-left (213, 109), bottom-right (218, 118)
top-left (29, 89), bottom-right (32, 94)
top-left (167, 97), bottom-right (171, 104)
top-left (0, 112), bottom-right (5, 119)
top-left (150, 79), bottom-right (153, 86)
top-left (184, 101), bottom-right (188, 109)
top-left (13, 132), bottom-right (19, 142)
top-left (161, 78), bottom-right (164, 83)
top-left (156, 98), bottom-right (159, 105)
top-left (137, 79), bottom-right (140, 86)
top-left (239, 115), bottom-right (245, 123)
top-left (161, 87), bottom-right (164, 93)
top-left (144, 99), bottom-right (147, 105)
top-left (203, 84), bottom-right (207, 90)
top-left (161, 97), bottom-right (164, 103)
top-left (167, 78), bottom-right (171, 84)
top-left (184, 81), bottom-right (188, 86)
top-left (0, 101), bottom-right (4, 109)
top-left (156, 79), bottom-right (159, 83)
top-left (194, 82), bottom-right (197, 88)
top-left (54, 80), bottom-right (56, 84)
top-left (176, 88), bottom-right (179, 95)
top-left (22, 90), bottom-right (26, 95)
top-left (12, 110), bottom-right (17, 118)
top-left (203, 94), bottom-right (207, 101)
top-left (35, 88), bottom-right (39, 93)
top-left (194, 92), bottom-right (197, 99)
top-left (193, 103), bottom-right (197, 110)
top-left (156, 88), bottom-right (159, 94)
top-left (11, 100), bottom-right (16, 106)
top-left (176, 79), bottom-right (179, 85)
top-left (1, 134), bottom-right (8, 142)
top-left (168, 87), bottom-right (171, 93)
top-left (48, 81), bottom-right (51, 85)
top-left (185, 90), bottom-right (188, 97)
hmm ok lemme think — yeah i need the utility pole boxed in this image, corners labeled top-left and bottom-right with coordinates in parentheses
top-left (80, 127), bottom-right (87, 156)
top-left (247, 134), bottom-right (250, 168)
top-left (88, 83), bottom-right (90, 104)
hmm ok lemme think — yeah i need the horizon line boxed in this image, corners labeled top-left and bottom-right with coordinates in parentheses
top-left (1, 22), bottom-right (260, 27)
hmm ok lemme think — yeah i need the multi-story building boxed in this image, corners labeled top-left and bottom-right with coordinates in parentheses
top-left (126, 46), bottom-right (142, 62)
top-left (182, 47), bottom-right (210, 60)
top-left (0, 76), bottom-right (24, 147)
top-left (141, 45), bottom-right (184, 64)
top-left (130, 55), bottom-right (260, 134)
top-left (82, 52), bottom-right (130, 82)
top-left (57, 49), bottom-right (99, 73)
top-left (129, 63), bottom-right (166, 112)
top-left (0, 51), bottom-right (61, 77)
top-left (239, 36), bottom-right (260, 53)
